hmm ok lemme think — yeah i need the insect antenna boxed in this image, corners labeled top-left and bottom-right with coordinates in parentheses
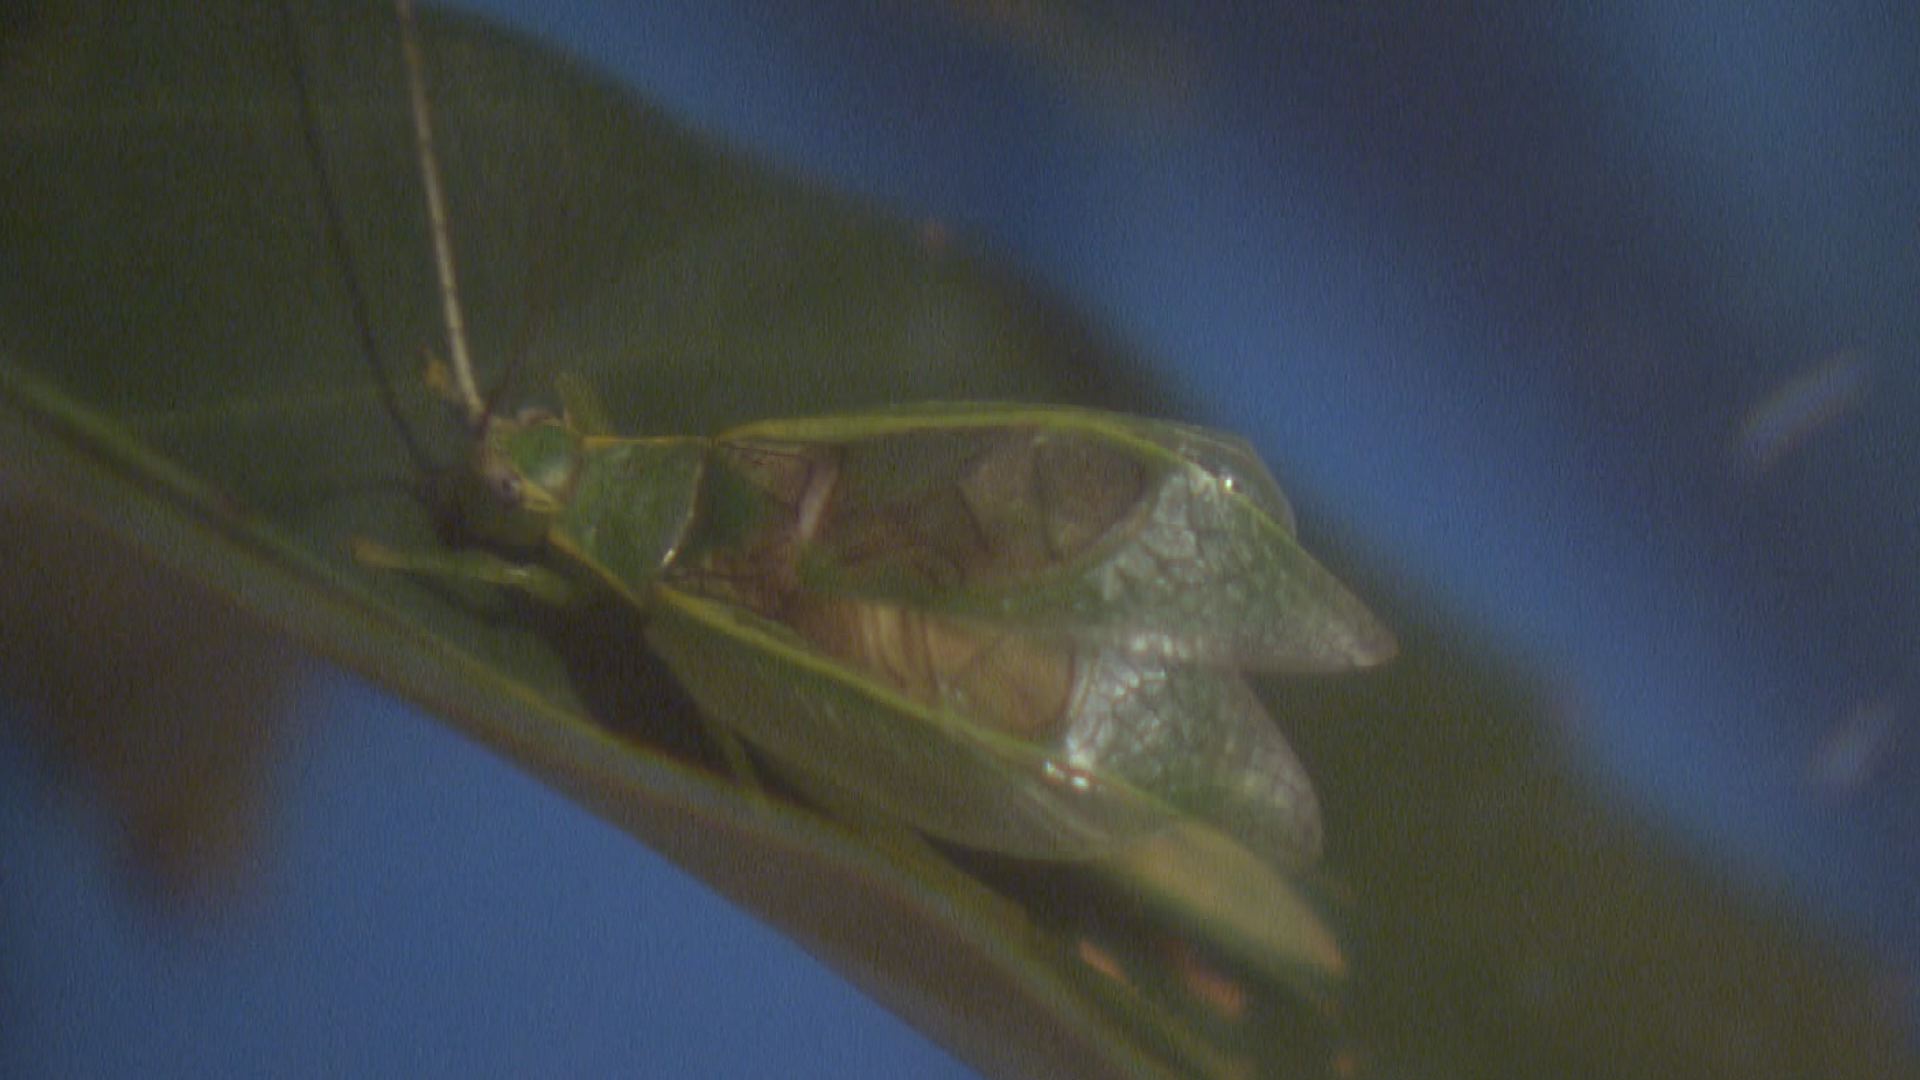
top-left (476, 248), bottom-right (559, 426)
top-left (276, 0), bottom-right (435, 476)
top-left (394, 0), bottom-right (489, 432)
top-left (398, 0), bottom-right (575, 432)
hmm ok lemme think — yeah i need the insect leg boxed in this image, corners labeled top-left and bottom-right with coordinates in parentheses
top-left (351, 538), bottom-right (577, 605)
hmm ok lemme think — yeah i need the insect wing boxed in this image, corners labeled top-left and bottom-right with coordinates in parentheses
top-left (653, 406), bottom-right (1340, 864)
top-left (1060, 646), bottom-right (1324, 865)
top-left (725, 405), bottom-right (1394, 672)
top-left (644, 588), bottom-right (1178, 860)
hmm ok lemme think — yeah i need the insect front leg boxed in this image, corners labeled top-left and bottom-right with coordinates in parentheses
top-left (351, 538), bottom-right (578, 606)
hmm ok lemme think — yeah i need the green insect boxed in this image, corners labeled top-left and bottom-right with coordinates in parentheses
top-left (357, 0), bottom-right (1394, 873)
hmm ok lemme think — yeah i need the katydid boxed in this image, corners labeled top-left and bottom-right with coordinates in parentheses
top-left (356, 0), bottom-right (1394, 871)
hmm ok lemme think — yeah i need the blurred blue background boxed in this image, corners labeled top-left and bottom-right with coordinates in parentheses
top-left (5, 1), bottom-right (1917, 1075)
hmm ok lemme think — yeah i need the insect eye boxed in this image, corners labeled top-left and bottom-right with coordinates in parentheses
top-left (483, 465), bottom-right (523, 504)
